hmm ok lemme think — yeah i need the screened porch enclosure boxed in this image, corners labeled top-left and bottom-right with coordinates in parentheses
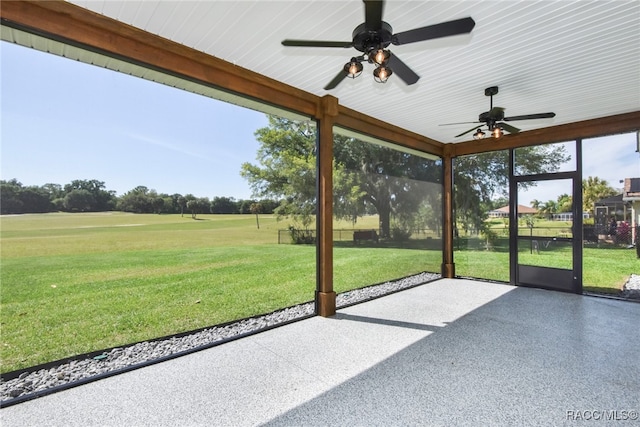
top-left (1, 1), bottom-right (638, 321)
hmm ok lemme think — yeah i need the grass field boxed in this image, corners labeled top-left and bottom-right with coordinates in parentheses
top-left (454, 235), bottom-right (637, 293)
top-left (0, 212), bottom-right (439, 373)
top-left (1, 212), bottom-right (636, 373)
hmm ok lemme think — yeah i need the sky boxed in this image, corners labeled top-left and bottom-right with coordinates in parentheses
top-left (2, 41), bottom-right (638, 204)
top-left (1, 41), bottom-right (269, 199)
top-left (518, 134), bottom-right (639, 207)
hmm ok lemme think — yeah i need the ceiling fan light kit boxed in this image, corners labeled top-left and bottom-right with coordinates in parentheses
top-left (344, 58), bottom-right (364, 78)
top-left (371, 48), bottom-right (390, 65)
top-left (281, 0), bottom-right (476, 90)
top-left (373, 64), bottom-right (392, 83)
top-left (473, 129), bottom-right (486, 140)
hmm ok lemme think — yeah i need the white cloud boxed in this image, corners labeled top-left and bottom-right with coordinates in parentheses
top-left (128, 133), bottom-right (212, 161)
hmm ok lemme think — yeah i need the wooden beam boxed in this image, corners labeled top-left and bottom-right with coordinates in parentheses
top-left (335, 105), bottom-right (444, 157)
top-left (451, 111), bottom-right (640, 157)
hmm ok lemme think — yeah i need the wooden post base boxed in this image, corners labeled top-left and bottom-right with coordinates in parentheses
top-left (315, 291), bottom-right (336, 317)
top-left (441, 263), bottom-right (455, 278)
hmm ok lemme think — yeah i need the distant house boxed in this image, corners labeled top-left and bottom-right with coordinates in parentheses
top-left (488, 205), bottom-right (537, 218)
top-left (595, 194), bottom-right (629, 219)
top-left (594, 193), bottom-right (633, 230)
top-left (622, 177), bottom-right (640, 244)
top-left (552, 212), bottom-right (573, 221)
top-left (550, 212), bottom-right (590, 221)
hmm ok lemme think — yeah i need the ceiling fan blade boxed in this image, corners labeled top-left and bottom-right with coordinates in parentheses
top-left (364, 0), bottom-right (384, 31)
top-left (392, 17), bottom-right (476, 45)
top-left (324, 69), bottom-right (348, 90)
top-left (499, 122), bottom-right (520, 134)
top-left (387, 53), bottom-right (419, 85)
top-left (503, 112), bottom-right (556, 121)
top-left (455, 126), bottom-right (481, 138)
top-left (282, 39), bottom-right (353, 48)
top-left (439, 121), bottom-right (481, 126)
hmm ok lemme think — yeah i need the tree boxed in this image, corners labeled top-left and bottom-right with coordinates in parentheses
top-left (186, 197), bottom-right (210, 219)
top-left (540, 200), bottom-right (558, 220)
top-left (43, 183), bottom-right (65, 211)
top-left (0, 180), bottom-right (52, 214)
top-left (489, 196), bottom-right (509, 211)
top-left (63, 189), bottom-right (95, 212)
top-left (530, 199), bottom-right (543, 212)
top-left (333, 143), bottom-right (439, 238)
top-left (186, 200), bottom-right (198, 219)
top-left (556, 193), bottom-right (572, 213)
top-left (241, 115), bottom-right (442, 237)
top-left (258, 199), bottom-right (279, 214)
top-left (63, 179), bottom-right (115, 211)
top-left (19, 186), bottom-right (52, 213)
top-left (582, 176), bottom-right (617, 215)
top-left (177, 195), bottom-right (186, 217)
top-left (241, 116), bottom-right (317, 229)
top-left (117, 186), bottom-right (153, 213)
top-left (238, 199), bottom-right (256, 214)
top-left (250, 202), bottom-right (262, 229)
top-left (0, 179), bottom-right (25, 214)
top-left (42, 183), bottom-right (64, 200)
top-left (152, 197), bottom-right (165, 214)
top-left (210, 196), bottom-right (238, 214)
top-left (453, 147), bottom-right (569, 234)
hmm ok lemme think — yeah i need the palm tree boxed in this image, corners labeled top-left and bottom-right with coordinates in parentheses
top-left (540, 200), bottom-right (558, 220)
top-left (250, 202), bottom-right (262, 229)
top-left (530, 199), bottom-right (543, 216)
top-left (582, 176), bottom-right (617, 215)
top-left (177, 196), bottom-right (186, 217)
top-left (556, 193), bottom-right (573, 213)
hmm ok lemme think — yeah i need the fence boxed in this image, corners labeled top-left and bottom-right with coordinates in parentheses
top-left (277, 228), bottom-right (441, 244)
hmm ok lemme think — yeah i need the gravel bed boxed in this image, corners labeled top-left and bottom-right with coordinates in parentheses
top-left (0, 272), bottom-right (439, 404)
top-left (621, 274), bottom-right (640, 299)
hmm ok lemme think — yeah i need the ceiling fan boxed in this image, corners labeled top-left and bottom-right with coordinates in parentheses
top-left (442, 86), bottom-right (556, 139)
top-left (281, 0), bottom-right (475, 90)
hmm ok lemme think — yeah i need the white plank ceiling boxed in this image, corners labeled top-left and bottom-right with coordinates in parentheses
top-left (58, 1), bottom-right (640, 143)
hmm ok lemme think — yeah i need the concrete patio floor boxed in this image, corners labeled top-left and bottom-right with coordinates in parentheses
top-left (2, 278), bottom-right (639, 426)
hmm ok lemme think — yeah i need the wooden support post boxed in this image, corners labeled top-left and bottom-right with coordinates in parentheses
top-left (315, 95), bottom-right (338, 317)
top-left (441, 145), bottom-right (455, 278)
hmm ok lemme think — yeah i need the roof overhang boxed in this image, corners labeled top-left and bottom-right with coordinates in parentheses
top-left (1, 1), bottom-right (639, 158)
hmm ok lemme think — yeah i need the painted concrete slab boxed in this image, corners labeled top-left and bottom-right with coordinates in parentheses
top-left (2, 279), bottom-right (638, 426)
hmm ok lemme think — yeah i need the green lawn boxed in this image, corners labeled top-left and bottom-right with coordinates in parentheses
top-left (2, 212), bottom-right (635, 373)
top-left (454, 236), bottom-right (637, 293)
top-left (1, 212), bottom-right (438, 373)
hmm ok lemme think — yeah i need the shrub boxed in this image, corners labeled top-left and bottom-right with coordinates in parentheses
top-left (616, 221), bottom-right (631, 244)
top-left (288, 226), bottom-right (315, 244)
top-left (481, 226), bottom-right (499, 250)
top-left (390, 226), bottom-right (412, 242)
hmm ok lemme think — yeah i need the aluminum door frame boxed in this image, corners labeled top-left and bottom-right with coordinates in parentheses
top-left (508, 144), bottom-right (583, 293)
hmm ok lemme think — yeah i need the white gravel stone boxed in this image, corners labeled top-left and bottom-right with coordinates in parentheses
top-left (621, 274), bottom-right (640, 299)
top-left (0, 272), bottom-right (438, 403)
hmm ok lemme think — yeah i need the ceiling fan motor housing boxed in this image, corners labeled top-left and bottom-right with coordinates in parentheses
top-left (479, 110), bottom-right (504, 122)
top-left (352, 22), bottom-right (393, 54)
